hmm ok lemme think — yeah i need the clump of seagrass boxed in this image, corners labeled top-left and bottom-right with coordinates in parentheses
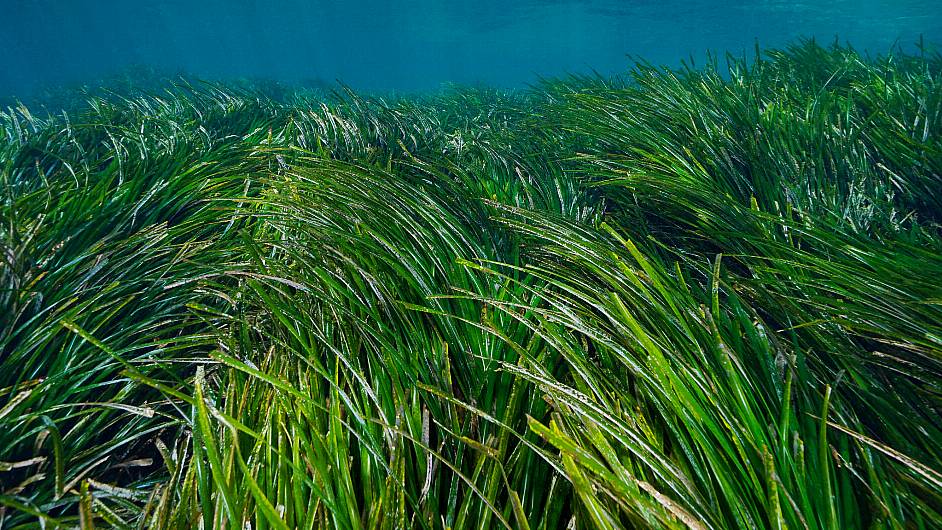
top-left (1, 39), bottom-right (940, 529)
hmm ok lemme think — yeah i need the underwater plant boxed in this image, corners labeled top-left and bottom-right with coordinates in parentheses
top-left (1, 39), bottom-right (940, 529)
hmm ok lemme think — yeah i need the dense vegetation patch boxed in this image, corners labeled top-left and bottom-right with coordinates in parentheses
top-left (1, 40), bottom-right (941, 529)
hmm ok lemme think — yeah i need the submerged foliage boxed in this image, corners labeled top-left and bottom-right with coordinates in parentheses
top-left (1, 39), bottom-right (941, 529)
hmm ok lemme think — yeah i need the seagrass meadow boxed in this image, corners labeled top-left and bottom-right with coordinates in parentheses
top-left (2, 40), bottom-right (942, 529)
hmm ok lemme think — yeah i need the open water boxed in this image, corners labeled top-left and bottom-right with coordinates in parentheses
top-left (1, 0), bottom-right (940, 98)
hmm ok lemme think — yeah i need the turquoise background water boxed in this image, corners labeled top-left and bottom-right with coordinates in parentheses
top-left (1, 0), bottom-right (940, 98)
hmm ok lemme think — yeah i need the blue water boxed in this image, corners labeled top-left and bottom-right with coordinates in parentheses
top-left (2, 0), bottom-right (940, 99)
